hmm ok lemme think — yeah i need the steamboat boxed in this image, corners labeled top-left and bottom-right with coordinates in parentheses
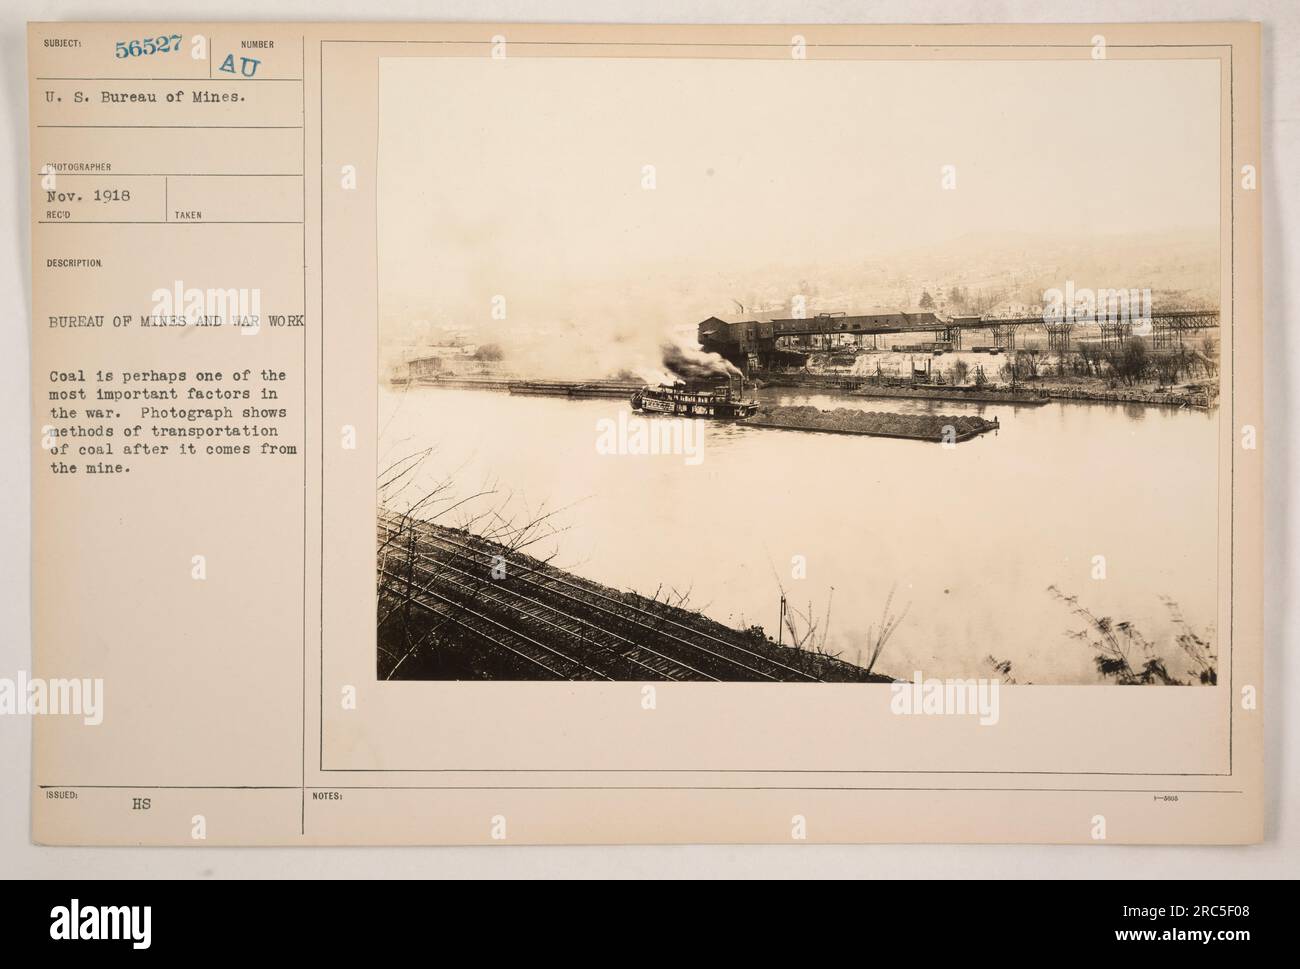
top-left (631, 376), bottom-right (758, 420)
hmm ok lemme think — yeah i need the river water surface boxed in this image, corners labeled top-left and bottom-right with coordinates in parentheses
top-left (379, 384), bottom-right (1219, 684)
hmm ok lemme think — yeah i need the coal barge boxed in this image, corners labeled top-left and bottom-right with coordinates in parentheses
top-left (631, 377), bottom-right (758, 420)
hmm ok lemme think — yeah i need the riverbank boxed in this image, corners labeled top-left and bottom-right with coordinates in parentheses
top-left (851, 385), bottom-right (1049, 406)
top-left (392, 373), bottom-right (643, 399)
top-left (1043, 385), bottom-right (1213, 407)
top-left (756, 371), bottom-right (1213, 408)
top-left (395, 371), bottom-right (1212, 410)
top-left (378, 513), bottom-right (892, 682)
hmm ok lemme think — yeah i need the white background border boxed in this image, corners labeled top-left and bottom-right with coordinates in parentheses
top-left (3, 0), bottom-right (1295, 878)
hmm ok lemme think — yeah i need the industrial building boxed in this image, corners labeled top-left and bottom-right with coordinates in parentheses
top-left (699, 311), bottom-right (945, 368)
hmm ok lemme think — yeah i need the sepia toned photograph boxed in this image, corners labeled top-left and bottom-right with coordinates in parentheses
top-left (376, 54), bottom-right (1223, 686)
top-left (17, 8), bottom-right (1278, 865)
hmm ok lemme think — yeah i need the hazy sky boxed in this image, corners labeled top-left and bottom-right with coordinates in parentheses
top-left (378, 55), bottom-right (1220, 363)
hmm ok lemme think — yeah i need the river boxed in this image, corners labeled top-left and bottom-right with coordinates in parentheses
top-left (379, 384), bottom-right (1219, 684)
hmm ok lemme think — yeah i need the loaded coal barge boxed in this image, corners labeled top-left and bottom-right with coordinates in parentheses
top-left (631, 376), bottom-right (758, 420)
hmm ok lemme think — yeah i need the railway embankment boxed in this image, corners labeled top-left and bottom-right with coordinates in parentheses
top-left (377, 512), bottom-right (892, 683)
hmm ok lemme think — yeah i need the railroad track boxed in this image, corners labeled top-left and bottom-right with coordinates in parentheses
top-left (384, 551), bottom-right (697, 681)
top-left (380, 525), bottom-right (770, 680)
top-left (377, 515), bottom-right (824, 682)
top-left (378, 564), bottom-right (612, 680)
